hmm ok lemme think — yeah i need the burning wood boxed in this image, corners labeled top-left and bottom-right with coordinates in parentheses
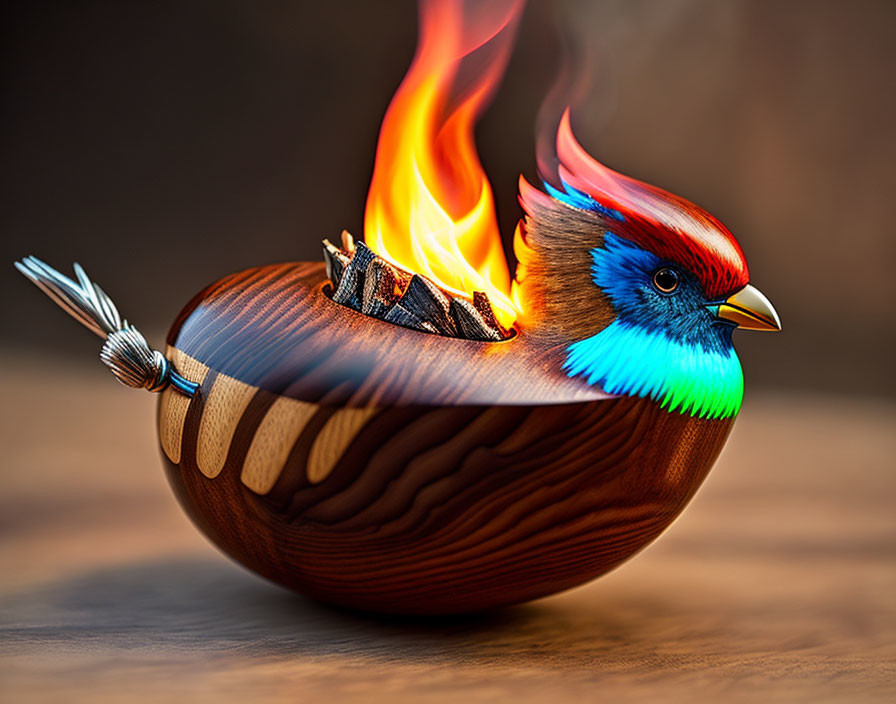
top-left (322, 236), bottom-right (511, 341)
top-left (362, 258), bottom-right (408, 319)
top-left (321, 239), bottom-right (350, 284)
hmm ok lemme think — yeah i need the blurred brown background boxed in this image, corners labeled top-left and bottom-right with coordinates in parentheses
top-left (2, 0), bottom-right (894, 397)
top-left (1, 2), bottom-right (894, 702)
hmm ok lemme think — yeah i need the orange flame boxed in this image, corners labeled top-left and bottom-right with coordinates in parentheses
top-left (363, 0), bottom-right (523, 328)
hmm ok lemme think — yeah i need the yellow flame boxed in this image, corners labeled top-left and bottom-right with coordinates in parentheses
top-left (363, 0), bottom-right (521, 328)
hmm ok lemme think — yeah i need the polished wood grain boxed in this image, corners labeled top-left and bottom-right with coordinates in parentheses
top-left (166, 262), bottom-right (611, 407)
top-left (305, 407), bottom-right (379, 484)
top-left (162, 393), bottom-right (730, 613)
top-left (195, 374), bottom-right (256, 478)
top-left (158, 349), bottom-right (210, 463)
top-left (242, 395), bottom-right (318, 493)
top-left (159, 264), bottom-right (734, 612)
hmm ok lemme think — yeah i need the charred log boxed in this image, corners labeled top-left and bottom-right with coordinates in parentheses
top-left (322, 235), bottom-right (511, 342)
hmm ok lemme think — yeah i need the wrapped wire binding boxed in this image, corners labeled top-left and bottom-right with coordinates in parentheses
top-left (14, 256), bottom-right (198, 397)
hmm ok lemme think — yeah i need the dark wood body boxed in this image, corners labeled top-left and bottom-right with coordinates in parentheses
top-left (160, 263), bottom-right (733, 614)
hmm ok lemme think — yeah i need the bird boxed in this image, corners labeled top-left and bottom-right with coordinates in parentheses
top-left (513, 110), bottom-right (780, 421)
top-left (14, 109), bottom-right (779, 614)
top-left (14, 0), bottom-right (780, 612)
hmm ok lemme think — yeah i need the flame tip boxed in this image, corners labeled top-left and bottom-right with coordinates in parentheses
top-left (363, 0), bottom-right (522, 328)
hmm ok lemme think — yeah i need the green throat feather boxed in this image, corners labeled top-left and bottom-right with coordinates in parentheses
top-left (565, 320), bottom-right (744, 419)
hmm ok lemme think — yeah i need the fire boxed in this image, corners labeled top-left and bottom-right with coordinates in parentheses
top-left (363, 0), bottom-right (523, 329)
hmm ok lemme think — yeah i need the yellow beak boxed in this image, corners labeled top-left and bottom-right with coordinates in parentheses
top-left (717, 284), bottom-right (782, 331)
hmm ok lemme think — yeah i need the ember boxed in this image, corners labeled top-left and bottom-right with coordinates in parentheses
top-left (323, 232), bottom-right (510, 342)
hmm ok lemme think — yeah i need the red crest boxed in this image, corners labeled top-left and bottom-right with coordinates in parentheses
top-left (533, 110), bottom-right (750, 300)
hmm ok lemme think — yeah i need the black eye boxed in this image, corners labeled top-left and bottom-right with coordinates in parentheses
top-left (652, 267), bottom-right (680, 293)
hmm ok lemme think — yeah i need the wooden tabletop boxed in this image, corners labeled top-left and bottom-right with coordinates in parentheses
top-left (1, 354), bottom-right (893, 703)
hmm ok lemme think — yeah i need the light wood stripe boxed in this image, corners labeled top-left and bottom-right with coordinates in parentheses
top-left (242, 396), bottom-right (319, 494)
top-left (196, 375), bottom-right (257, 478)
top-left (307, 408), bottom-right (379, 484)
top-left (159, 347), bottom-right (210, 464)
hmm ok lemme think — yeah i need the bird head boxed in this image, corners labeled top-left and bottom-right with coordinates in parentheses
top-left (514, 111), bottom-right (780, 420)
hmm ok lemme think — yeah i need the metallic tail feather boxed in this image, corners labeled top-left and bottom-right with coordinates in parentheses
top-left (15, 256), bottom-right (198, 397)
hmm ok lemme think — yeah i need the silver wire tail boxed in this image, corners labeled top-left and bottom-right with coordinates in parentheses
top-left (15, 256), bottom-right (198, 397)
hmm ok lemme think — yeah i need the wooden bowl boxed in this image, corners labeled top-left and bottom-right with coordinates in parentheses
top-left (159, 262), bottom-right (732, 614)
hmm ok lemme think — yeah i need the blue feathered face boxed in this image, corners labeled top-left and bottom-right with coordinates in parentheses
top-left (593, 233), bottom-right (735, 357)
top-left (564, 232), bottom-right (744, 419)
